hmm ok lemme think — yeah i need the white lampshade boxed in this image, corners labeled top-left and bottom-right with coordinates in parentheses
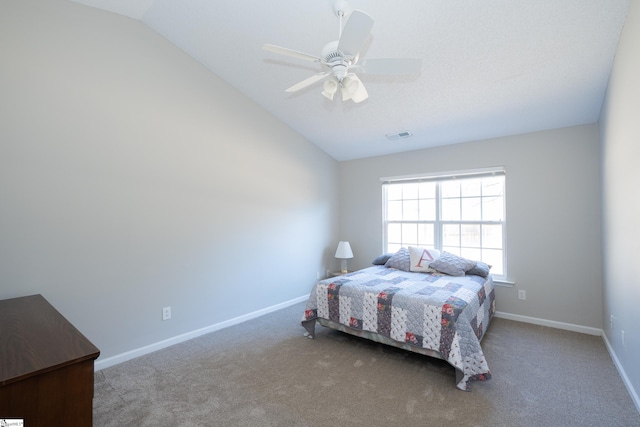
top-left (335, 241), bottom-right (353, 259)
top-left (341, 75), bottom-right (359, 101)
top-left (335, 241), bottom-right (353, 274)
top-left (322, 78), bottom-right (338, 100)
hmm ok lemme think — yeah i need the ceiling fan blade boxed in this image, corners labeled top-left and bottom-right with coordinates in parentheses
top-left (263, 44), bottom-right (322, 63)
top-left (358, 58), bottom-right (422, 75)
top-left (337, 10), bottom-right (374, 57)
top-left (285, 71), bottom-right (330, 93)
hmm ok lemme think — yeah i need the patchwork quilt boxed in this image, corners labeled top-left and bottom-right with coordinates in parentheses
top-left (302, 266), bottom-right (495, 391)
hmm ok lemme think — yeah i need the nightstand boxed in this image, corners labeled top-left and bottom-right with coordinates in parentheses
top-left (329, 271), bottom-right (352, 277)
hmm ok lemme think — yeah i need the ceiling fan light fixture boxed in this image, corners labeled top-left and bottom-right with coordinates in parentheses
top-left (340, 75), bottom-right (357, 101)
top-left (342, 74), bottom-right (359, 92)
top-left (342, 74), bottom-right (368, 103)
top-left (322, 78), bottom-right (338, 100)
top-left (332, 63), bottom-right (348, 81)
top-left (351, 87), bottom-right (368, 103)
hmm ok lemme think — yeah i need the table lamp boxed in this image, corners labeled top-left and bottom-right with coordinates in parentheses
top-left (335, 241), bottom-right (353, 274)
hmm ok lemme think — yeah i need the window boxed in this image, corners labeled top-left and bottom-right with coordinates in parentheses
top-left (382, 169), bottom-right (506, 276)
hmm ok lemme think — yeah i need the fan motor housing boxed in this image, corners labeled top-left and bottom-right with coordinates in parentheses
top-left (322, 41), bottom-right (356, 81)
top-left (322, 41), bottom-right (342, 63)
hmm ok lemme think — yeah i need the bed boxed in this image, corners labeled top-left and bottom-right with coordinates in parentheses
top-left (301, 247), bottom-right (496, 391)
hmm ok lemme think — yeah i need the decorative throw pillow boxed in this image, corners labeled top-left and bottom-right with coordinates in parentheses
top-left (466, 261), bottom-right (491, 278)
top-left (408, 246), bottom-right (441, 272)
top-left (384, 247), bottom-right (411, 271)
top-left (372, 253), bottom-right (394, 265)
top-left (429, 252), bottom-right (477, 276)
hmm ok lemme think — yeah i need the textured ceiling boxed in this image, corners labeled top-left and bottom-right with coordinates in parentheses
top-left (71, 0), bottom-right (629, 161)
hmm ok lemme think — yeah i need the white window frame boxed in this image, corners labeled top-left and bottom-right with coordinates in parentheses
top-left (381, 167), bottom-right (506, 278)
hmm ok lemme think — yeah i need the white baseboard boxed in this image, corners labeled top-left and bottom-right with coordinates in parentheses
top-left (494, 311), bottom-right (602, 336)
top-left (94, 294), bottom-right (309, 371)
top-left (601, 332), bottom-right (640, 414)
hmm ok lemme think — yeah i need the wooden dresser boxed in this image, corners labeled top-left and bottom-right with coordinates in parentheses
top-left (0, 294), bottom-right (100, 426)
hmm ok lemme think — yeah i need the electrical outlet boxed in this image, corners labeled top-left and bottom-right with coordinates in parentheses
top-left (518, 290), bottom-right (526, 300)
top-left (162, 306), bottom-right (171, 321)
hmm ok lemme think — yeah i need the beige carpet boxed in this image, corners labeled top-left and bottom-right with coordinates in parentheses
top-left (94, 302), bottom-right (640, 426)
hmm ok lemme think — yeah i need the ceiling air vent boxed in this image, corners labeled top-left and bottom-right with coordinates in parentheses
top-left (386, 131), bottom-right (413, 141)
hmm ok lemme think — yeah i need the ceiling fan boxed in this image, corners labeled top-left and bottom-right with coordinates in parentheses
top-left (263, 1), bottom-right (421, 103)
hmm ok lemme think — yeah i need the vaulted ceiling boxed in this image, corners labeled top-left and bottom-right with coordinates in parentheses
top-left (71, 0), bottom-right (630, 160)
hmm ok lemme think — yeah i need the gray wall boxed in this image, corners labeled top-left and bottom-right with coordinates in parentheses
top-left (600, 0), bottom-right (640, 405)
top-left (339, 124), bottom-right (604, 329)
top-left (0, 0), bottom-right (339, 360)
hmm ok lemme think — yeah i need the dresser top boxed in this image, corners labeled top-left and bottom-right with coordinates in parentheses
top-left (0, 294), bottom-right (100, 386)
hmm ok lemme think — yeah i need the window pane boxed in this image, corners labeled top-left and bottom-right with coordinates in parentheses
top-left (441, 181), bottom-right (460, 198)
top-left (461, 248), bottom-right (481, 261)
top-left (461, 224), bottom-right (481, 247)
top-left (417, 223), bottom-right (435, 247)
top-left (403, 183), bottom-right (419, 200)
top-left (482, 196), bottom-right (504, 221)
top-left (442, 246), bottom-right (461, 256)
top-left (461, 197), bottom-right (481, 221)
top-left (402, 223), bottom-right (418, 246)
top-left (482, 224), bottom-right (502, 249)
top-left (482, 177), bottom-right (504, 196)
top-left (419, 199), bottom-right (436, 220)
top-left (419, 182), bottom-right (436, 198)
top-left (403, 200), bottom-right (419, 221)
top-left (441, 199), bottom-right (460, 220)
top-left (461, 178), bottom-right (481, 197)
top-left (387, 184), bottom-right (403, 200)
top-left (388, 223), bottom-right (401, 244)
top-left (443, 224), bottom-right (460, 247)
top-left (483, 249), bottom-right (503, 275)
top-left (387, 243), bottom-right (402, 253)
top-left (387, 200), bottom-right (403, 221)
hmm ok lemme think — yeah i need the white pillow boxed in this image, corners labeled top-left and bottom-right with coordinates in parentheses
top-left (408, 246), bottom-right (441, 272)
